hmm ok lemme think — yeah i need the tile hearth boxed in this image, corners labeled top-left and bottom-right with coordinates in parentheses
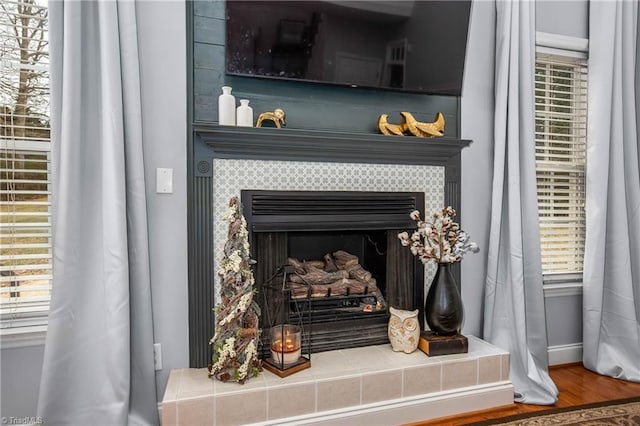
top-left (162, 336), bottom-right (513, 425)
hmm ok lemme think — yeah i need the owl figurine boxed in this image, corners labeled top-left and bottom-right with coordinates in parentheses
top-left (388, 307), bottom-right (420, 353)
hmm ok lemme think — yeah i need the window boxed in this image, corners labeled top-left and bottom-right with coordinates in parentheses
top-left (535, 52), bottom-right (587, 276)
top-left (1, 0), bottom-right (51, 334)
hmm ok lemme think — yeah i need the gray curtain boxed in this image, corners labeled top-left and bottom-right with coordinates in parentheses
top-left (583, 0), bottom-right (640, 382)
top-left (37, 1), bottom-right (159, 424)
top-left (483, 0), bottom-right (559, 405)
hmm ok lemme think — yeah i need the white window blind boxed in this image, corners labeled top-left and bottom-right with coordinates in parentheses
top-left (0, 0), bottom-right (51, 331)
top-left (535, 53), bottom-right (587, 275)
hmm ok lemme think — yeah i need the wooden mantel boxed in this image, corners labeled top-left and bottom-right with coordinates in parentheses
top-left (187, 125), bottom-right (472, 368)
top-left (193, 125), bottom-right (472, 170)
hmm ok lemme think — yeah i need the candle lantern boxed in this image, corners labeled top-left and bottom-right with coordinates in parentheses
top-left (261, 265), bottom-right (311, 377)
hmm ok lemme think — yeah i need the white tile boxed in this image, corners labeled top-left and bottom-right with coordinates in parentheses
top-left (403, 363), bottom-right (442, 397)
top-left (177, 395), bottom-right (214, 426)
top-left (177, 368), bottom-right (215, 398)
top-left (163, 369), bottom-right (182, 402)
top-left (362, 370), bottom-right (402, 404)
top-left (442, 358), bottom-right (478, 390)
top-left (316, 375), bottom-right (362, 411)
top-left (215, 389), bottom-right (267, 425)
top-left (268, 382), bottom-right (316, 420)
top-left (479, 355), bottom-right (502, 384)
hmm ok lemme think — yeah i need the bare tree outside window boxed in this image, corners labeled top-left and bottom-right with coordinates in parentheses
top-left (1, 0), bottom-right (49, 139)
top-left (1, 0), bottom-right (52, 329)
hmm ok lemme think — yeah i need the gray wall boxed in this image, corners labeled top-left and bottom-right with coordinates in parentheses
top-left (137, 0), bottom-right (190, 403)
top-left (0, 345), bottom-right (45, 418)
top-left (0, 0), bottom-right (590, 417)
top-left (537, 0), bottom-right (589, 39)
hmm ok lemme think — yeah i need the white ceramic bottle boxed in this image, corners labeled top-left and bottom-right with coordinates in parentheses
top-left (218, 86), bottom-right (236, 125)
top-left (236, 99), bottom-right (253, 127)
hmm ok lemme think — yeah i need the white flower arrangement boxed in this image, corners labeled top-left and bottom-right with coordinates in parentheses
top-left (398, 206), bottom-right (479, 264)
top-left (211, 337), bottom-right (237, 371)
top-left (227, 250), bottom-right (243, 272)
top-left (223, 205), bottom-right (236, 222)
top-left (236, 340), bottom-right (257, 380)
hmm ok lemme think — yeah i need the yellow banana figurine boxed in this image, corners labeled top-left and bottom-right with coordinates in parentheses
top-left (400, 112), bottom-right (445, 138)
top-left (377, 113), bottom-right (406, 136)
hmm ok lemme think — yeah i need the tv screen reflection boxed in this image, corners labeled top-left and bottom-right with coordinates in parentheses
top-left (225, 1), bottom-right (471, 96)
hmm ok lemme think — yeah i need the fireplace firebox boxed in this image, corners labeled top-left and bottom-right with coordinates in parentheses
top-left (242, 190), bottom-right (425, 355)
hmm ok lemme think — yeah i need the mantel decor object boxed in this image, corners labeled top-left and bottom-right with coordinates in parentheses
top-left (236, 99), bottom-right (254, 127)
top-left (425, 263), bottom-right (463, 335)
top-left (261, 265), bottom-right (311, 377)
top-left (218, 86), bottom-right (236, 126)
top-left (256, 108), bottom-right (286, 128)
top-left (208, 197), bottom-right (262, 383)
top-left (398, 207), bottom-right (479, 356)
top-left (388, 307), bottom-right (420, 354)
top-left (377, 112), bottom-right (445, 137)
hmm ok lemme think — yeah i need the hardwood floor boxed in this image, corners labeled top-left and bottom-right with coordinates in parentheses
top-left (408, 363), bottom-right (640, 425)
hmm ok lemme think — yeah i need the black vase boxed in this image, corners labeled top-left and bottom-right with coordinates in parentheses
top-left (425, 263), bottom-right (463, 336)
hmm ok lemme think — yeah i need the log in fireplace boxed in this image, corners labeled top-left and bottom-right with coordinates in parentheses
top-left (242, 190), bottom-right (425, 355)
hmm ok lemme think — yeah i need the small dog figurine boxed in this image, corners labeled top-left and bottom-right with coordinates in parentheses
top-left (256, 108), bottom-right (286, 128)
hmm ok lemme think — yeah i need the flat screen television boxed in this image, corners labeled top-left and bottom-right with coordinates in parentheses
top-left (225, 1), bottom-right (472, 96)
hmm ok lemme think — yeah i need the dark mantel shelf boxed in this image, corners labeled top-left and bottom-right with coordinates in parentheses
top-left (193, 125), bottom-right (472, 167)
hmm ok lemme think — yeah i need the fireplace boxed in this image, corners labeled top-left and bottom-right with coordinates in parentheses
top-left (173, 116), bottom-right (511, 426)
top-left (242, 190), bottom-right (424, 355)
top-left (188, 126), bottom-right (470, 367)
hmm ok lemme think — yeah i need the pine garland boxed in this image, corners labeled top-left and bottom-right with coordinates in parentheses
top-left (208, 197), bottom-right (262, 383)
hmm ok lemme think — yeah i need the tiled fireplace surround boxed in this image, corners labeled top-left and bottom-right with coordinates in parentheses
top-left (171, 128), bottom-right (514, 424)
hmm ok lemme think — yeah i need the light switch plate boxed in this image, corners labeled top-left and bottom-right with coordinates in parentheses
top-left (156, 168), bottom-right (173, 193)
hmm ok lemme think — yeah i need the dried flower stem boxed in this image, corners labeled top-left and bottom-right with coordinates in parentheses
top-left (398, 207), bottom-right (478, 264)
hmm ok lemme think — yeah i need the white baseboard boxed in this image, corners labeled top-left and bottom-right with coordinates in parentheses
top-left (257, 383), bottom-right (514, 426)
top-left (548, 343), bottom-right (583, 366)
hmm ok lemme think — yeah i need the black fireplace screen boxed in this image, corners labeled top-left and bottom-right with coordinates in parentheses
top-left (242, 190), bottom-right (425, 354)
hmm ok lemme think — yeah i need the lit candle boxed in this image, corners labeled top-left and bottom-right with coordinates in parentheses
top-left (270, 325), bottom-right (301, 366)
top-left (271, 338), bottom-right (301, 365)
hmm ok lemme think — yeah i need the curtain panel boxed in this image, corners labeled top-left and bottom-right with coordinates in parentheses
top-left (483, 0), bottom-right (558, 405)
top-left (37, 2), bottom-right (159, 424)
top-left (583, 0), bottom-right (640, 383)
